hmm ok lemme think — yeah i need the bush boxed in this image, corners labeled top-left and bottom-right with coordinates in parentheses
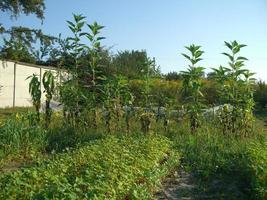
top-left (129, 79), bottom-right (182, 106)
top-left (0, 134), bottom-right (180, 199)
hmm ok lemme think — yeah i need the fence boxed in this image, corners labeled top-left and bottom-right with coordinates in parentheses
top-left (0, 60), bottom-right (64, 108)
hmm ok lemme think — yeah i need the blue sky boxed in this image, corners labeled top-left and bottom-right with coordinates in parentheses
top-left (1, 0), bottom-right (267, 80)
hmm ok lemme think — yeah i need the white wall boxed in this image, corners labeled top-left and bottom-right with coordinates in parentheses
top-left (0, 61), bottom-right (14, 107)
top-left (0, 60), bottom-right (61, 108)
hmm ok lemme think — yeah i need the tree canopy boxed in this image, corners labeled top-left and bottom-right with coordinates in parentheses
top-left (0, 0), bottom-right (45, 20)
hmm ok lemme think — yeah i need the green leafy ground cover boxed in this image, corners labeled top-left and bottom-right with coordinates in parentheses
top-left (0, 135), bottom-right (180, 199)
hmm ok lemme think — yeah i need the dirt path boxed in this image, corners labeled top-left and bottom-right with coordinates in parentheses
top-left (155, 169), bottom-right (247, 200)
top-left (155, 170), bottom-right (196, 200)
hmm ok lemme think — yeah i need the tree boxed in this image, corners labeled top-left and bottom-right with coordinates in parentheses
top-left (165, 71), bottom-right (182, 81)
top-left (0, 26), bottom-right (57, 63)
top-left (111, 50), bottom-right (160, 79)
top-left (206, 72), bottom-right (216, 80)
top-left (0, 0), bottom-right (45, 20)
top-left (0, 0), bottom-right (56, 64)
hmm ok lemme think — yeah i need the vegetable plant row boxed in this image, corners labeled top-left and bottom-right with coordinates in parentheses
top-left (0, 135), bottom-right (180, 199)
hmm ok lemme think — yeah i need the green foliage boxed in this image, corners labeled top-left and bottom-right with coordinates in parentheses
top-left (0, 135), bottom-right (180, 199)
top-left (128, 79), bottom-right (182, 106)
top-left (139, 58), bottom-right (156, 133)
top-left (0, 26), bottom-right (57, 63)
top-left (0, 0), bottom-right (45, 20)
top-left (142, 58), bottom-right (155, 107)
top-left (172, 123), bottom-right (267, 199)
top-left (202, 79), bottom-right (220, 105)
top-left (212, 41), bottom-right (255, 136)
top-left (180, 44), bottom-right (205, 131)
top-left (245, 140), bottom-right (267, 199)
top-left (46, 125), bottom-right (102, 153)
top-left (27, 74), bottom-right (41, 121)
top-left (102, 82), bottom-right (113, 133)
top-left (254, 80), bottom-right (267, 109)
top-left (60, 14), bottom-right (107, 129)
top-left (42, 71), bottom-right (55, 127)
top-left (111, 50), bottom-right (161, 79)
top-left (86, 20), bottom-right (106, 129)
top-left (165, 71), bottom-right (182, 81)
top-left (61, 14), bottom-right (90, 126)
top-left (0, 37), bottom-right (36, 63)
top-left (1, 12), bottom-right (266, 200)
top-left (111, 76), bottom-right (133, 132)
top-left (0, 107), bottom-right (34, 122)
top-left (0, 112), bottom-right (46, 162)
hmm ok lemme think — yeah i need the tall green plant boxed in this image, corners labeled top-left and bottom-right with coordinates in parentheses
top-left (61, 14), bottom-right (105, 129)
top-left (124, 89), bottom-right (134, 133)
top-left (42, 71), bottom-right (55, 127)
top-left (102, 82), bottom-right (112, 133)
top-left (180, 44), bottom-right (205, 132)
top-left (60, 14), bottom-right (90, 127)
top-left (212, 41), bottom-right (255, 136)
top-left (111, 77), bottom-right (134, 133)
top-left (27, 74), bottom-right (41, 122)
top-left (140, 58), bottom-right (155, 134)
top-left (86, 21), bottom-right (105, 129)
top-left (111, 76), bottom-right (130, 131)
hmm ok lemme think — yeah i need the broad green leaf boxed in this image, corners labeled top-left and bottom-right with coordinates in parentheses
top-left (181, 53), bottom-right (191, 61)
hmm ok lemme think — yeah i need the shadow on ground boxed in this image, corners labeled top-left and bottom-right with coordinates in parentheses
top-left (155, 169), bottom-right (249, 200)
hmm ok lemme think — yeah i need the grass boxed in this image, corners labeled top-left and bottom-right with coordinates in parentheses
top-left (0, 107), bottom-right (34, 122)
top-left (169, 121), bottom-right (267, 199)
top-left (0, 112), bottom-right (103, 171)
